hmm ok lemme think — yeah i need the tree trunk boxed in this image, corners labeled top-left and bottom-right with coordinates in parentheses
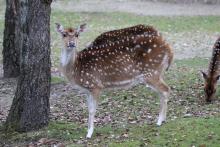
top-left (5, 0), bottom-right (52, 132)
top-left (2, 0), bottom-right (19, 78)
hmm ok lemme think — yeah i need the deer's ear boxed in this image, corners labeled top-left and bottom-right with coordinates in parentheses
top-left (55, 23), bottom-right (64, 34)
top-left (201, 71), bottom-right (208, 80)
top-left (77, 23), bottom-right (87, 34)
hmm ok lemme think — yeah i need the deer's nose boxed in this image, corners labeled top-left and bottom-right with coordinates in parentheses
top-left (68, 41), bottom-right (75, 48)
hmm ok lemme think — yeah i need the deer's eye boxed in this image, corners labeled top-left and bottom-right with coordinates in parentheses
top-left (62, 33), bottom-right (67, 38)
top-left (75, 33), bottom-right (79, 38)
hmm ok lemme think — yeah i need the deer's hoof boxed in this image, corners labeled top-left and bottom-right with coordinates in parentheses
top-left (86, 128), bottom-right (94, 138)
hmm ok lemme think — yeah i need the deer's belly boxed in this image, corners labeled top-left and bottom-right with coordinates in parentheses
top-left (103, 74), bottom-right (146, 90)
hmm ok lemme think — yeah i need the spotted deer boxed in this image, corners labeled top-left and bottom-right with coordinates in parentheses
top-left (91, 24), bottom-right (157, 46)
top-left (56, 23), bottom-right (174, 138)
top-left (202, 37), bottom-right (220, 102)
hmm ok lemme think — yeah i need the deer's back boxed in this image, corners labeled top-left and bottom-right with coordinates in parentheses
top-left (92, 24), bottom-right (158, 46)
top-left (209, 37), bottom-right (220, 76)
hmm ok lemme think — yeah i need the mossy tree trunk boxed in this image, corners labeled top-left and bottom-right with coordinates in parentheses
top-left (2, 0), bottom-right (20, 78)
top-left (5, 0), bottom-right (52, 132)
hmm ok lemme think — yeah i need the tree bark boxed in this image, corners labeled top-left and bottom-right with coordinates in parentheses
top-left (2, 0), bottom-right (20, 78)
top-left (5, 0), bottom-right (52, 132)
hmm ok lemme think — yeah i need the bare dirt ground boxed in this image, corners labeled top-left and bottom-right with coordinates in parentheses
top-left (164, 32), bottom-right (219, 59)
top-left (1, 0), bottom-right (220, 125)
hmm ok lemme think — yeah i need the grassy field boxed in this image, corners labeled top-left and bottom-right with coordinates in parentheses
top-left (1, 2), bottom-right (220, 147)
top-left (50, 11), bottom-right (220, 46)
top-left (1, 117), bottom-right (220, 147)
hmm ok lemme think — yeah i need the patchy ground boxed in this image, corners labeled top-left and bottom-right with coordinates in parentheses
top-left (1, 58), bottom-right (220, 146)
top-left (162, 32), bottom-right (218, 59)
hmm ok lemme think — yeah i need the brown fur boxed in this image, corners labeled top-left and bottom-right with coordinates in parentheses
top-left (203, 37), bottom-right (220, 102)
top-left (91, 24), bottom-right (158, 46)
top-left (63, 31), bottom-right (173, 93)
top-left (91, 24), bottom-right (173, 70)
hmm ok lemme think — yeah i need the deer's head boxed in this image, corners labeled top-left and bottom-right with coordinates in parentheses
top-left (201, 71), bottom-right (220, 102)
top-left (56, 23), bottom-right (86, 50)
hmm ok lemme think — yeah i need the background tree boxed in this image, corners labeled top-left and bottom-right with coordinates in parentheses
top-left (2, 0), bottom-right (19, 78)
top-left (5, 0), bottom-right (52, 131)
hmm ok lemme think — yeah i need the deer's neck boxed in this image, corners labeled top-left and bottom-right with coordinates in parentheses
top-left (61, 48), bottom-right (77, 66)
top-left (60, 48), bottom-right (77, 78)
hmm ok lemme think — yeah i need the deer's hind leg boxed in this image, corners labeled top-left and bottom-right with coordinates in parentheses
top-left (146, 76), bottom-right (170, 126)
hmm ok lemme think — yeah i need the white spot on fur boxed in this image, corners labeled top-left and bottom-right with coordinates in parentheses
top-left (148, 48), bottom-right (152, 53)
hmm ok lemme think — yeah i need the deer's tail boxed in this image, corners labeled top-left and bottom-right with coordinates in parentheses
top-left (166, 44), bottom-right (174, 71)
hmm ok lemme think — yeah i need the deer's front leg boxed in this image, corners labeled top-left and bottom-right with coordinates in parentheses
top-left (86, 89), bottom-right (100, 138)
top-left (86, 94), bottom-right (97, 138)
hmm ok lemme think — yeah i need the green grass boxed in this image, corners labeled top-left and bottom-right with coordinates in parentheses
top-left (0, 0), bottom-right (5, 62)
top-left (167, 58), bottom-right (208, 91)
top-left (0, 122), bottom-right (86, 146)
top-left (51, 11), bottom-right (220, 33)
top-left (175, 57), bottom-right (209, 68)
top-left (51, 76), bottom-right (66, 84)
top-left (1, 117), bottom-right (220, 146)
top-left (108, 117), bottom-right (220, 147)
